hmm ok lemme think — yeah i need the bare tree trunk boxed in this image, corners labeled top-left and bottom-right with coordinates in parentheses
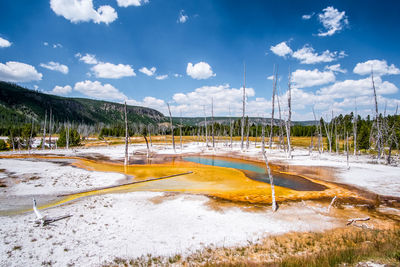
top-left (179, 114), bottom-right (183, 151)
top-left (148, 125), bottom-right (152, 147)
top-left (346, 132), bottom-right (350, 169)
top-left (211, 99), bottom-right (215, 149)
top-left (203, 105), bottom-right (208, 147)
top-left (323, 117), bottom-right (332, 153)
top-left (312, 107), bottom-right (320, 154)
top-left (261, 125), bottom-right (265, 154)
top-left (143, 135), bottom-right (150, 158)
top-left (319, 118), bottom-right (323, 153)
top-left (263, 151), bottom-right (277, 212)
top-left (255, 124), bottom-right (258, 148)
top-left (167, 103), bottom-right (176, 152)
top-left (11, 130), bottom-right (15, 152)
top-left (246, 118), bottom-right (250, 150)
top-left (29, 117), bottom-right (34, 153)
top-left (42, 111), bottom-right (47, 150)
top-left (372, 70), bottom-right (382, 162)
top-left (66, 122), bottom-right (70, 150)
top-left (276, 92), bottom-right (285, 151)
top-left (286, 71), bottom-right (292, 159)
top-left (241, 62), bottom-right (246, 151)
top-left (269, 66), bottom-right (277, 150)
top-left (229, 116), bottom-right (233, 149)
top-left (49, 108), bottom-right (52, 150)
top-left (335, 118), bottom-right (339, 155)
top-left (124, 101), bottom-right (129, 166)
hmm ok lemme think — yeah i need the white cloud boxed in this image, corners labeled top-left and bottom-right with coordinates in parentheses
top-left (139, 66), bottom-right (156, 76)
top-left (186, 62), bottom-right (216, 80)
top-left (116, 0), bottom-right (149, 7)
top-left (43, 42), bottom-right (49, 46)
top-left (178, 10), bottom-right (188, 23)
top-left (75, 53), bottom-right (98, 64)
top-left (126, 96), bottom-right (166, 112)
top-left (40, 61), bottom-right (69, 74)
top-left (292, 45), bottom-right (344, 64)
top-left (51, 85), bottom-right (72, 95)
top-left (174, 73), bottom-right (182, 78)
top-left (353, 59), bottom-right (400, 76)
top-left (156, 74), bottom-right (168, 80)
top-left (292, 69), bottom-right (336, 88)
top-left (50, 0), bottom-right (118, 24)
top-left (74, 80), bottom-right (127, 101)
top-left (302, 13), bottom-right (314, 20)
top-left (317, 6), bottom-right (348, 37)
top-left (325, 64), bottom-right (347, 73)
top-left (270, 41), bottom-right (292, 57)
top-left (91, 62), bottom-right (135, 79)
top-left (0, 37), bottom-right (12, 48)
top-left (53, 43), bottom-right (62, 48)
top-left (317, 76), bottom-right (398, 98)
top-left (171, 84), bottom-right (264, 116)
top-left (267, 75), bottom-right (274, 80)
top-left (0, 61), bottom-right (43, 82)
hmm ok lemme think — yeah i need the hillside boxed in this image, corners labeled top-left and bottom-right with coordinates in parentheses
top-left (0, 81), bottom-right (166, 126)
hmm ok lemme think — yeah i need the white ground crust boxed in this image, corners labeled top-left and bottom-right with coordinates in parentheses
top-left (0, 192), bottom-right (340, 267)
top-left (0, 158), bottom-right (126, 196)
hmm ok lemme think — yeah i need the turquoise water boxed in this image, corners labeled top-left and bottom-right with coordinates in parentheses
top-left (183, 156), bottom-right (326, 191)
top-left (183, 156), bottom-right (266, 173)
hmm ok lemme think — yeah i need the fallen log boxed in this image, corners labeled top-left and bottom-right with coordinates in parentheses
top-left (346, 217), bottom-right (370, 226)
top-left (57, 171), bottom-right (193, 197)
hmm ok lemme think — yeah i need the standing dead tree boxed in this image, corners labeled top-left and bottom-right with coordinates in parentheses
top-left (66, 122), bottom-right (70, 150)
top-left (167, 103), bottom-right (176, 152)
top-left (203, 105), bottom-right (208, 147)
top-left (346, 132), bottom-right (350, 169)
top-left (263, 150), bottom-right (277, 212)
top-left (229, 106), bottom-right (233, 149)
top-left (312, 107), bottom-right (321, 154)
top-left (211, 99), bottom-right (215, 149)
top-left (353, 98), bottom-right (358, 156)
top-left (269, 66), bottom-right (278, 150)
top-left (241, 62), bottom-right (246, 151)
top-left (286, 71), bottom-right (292, 159)
top-left (124, 101), bottom-right (129, 166)
top-left (276, 90), bottom-right (285, 152)
top-left (42, 111), bottom-right (47, 150)
top-left (323, 113), bottom-right (333, 153)
top-left (371, 69), bottom-right (382, 162)
top-left (246, 117), bottom-right (250, 150)
top-left (179, 112), bottom-right (183, 151)
top-left (49, 108), bottom-right (52, 150)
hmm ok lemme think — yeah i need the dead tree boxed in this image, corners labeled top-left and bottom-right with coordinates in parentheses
top-left (323, 116), bottom-right (332, 153)
top-left (179, 112), bottom-right (183, 151)
top-left (49, 108), bottom-right (52, 150)
top-left (211, 99), bottom-right (215, 149)
top-left (286, 71), bottom-right (292, 158)
top-left (167, 103), bottom-right (176, 152)
top-left (276, 91), bottom-right (285, 152)
top-left (269, 66), bottom-right (278, 150)
top-left (246, 118), bottom-right (250, 150)
top-left (346, 132), bottom-right (350, 169)
top-left (255, 123), bottom-right (258, 148)
top-left (148, 125), bottom-right (153, 147)
top-left (241, 62), bottom-right (246, 151)
top-left (203, 105), bottom-right (208, 147)
top-left (312, 108), bottom-right (321, 154)
top-left (371, 69), bottom-right (382, 161)
top-left (353, 98), bottom-right (358, 156)
top-left (42, 111), bottom-right (47, 150)
top-left (261, 124), bottom-right (265, 154)
top-left (263, 150), bottom-right (277, 212)
top-left (143, 134), bottom-right (150, 158)
top-left (28, 117), bottom-right (34, 153)
top-left (124, 101), bottom-right (129, 166)
top-left (229, 107), bottom-right (233, 149)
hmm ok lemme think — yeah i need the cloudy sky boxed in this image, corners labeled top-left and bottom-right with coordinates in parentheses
top-left (0, 0), bottom-right (399, 120)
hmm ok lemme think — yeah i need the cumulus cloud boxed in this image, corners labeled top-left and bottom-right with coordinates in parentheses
top-left (0, 61), bottom-right (43, 82)
top-left (40, 61), bottom-right (69, 74)
top-left (91, 62), bottom-right (135, 79)
top-left (139, 67), bottom-right (156, 76)
top-left (292, 69), bottom-right (336, 88)
top-left (116, 0), bottom-right (149, 7)
top-left (353, 59), bottom-right (400, 76)
top-left (317, 6), bottom-right (348, 37)
top-left (74, 80), bottom-right (127, 100)
top-left (50, 0), bottom-right (118, 24)
top-left (178, 10), bottom-right (188, 23)
top-left (53, 43), bottom-right (62, 48)
top-left (75, 53), bottom-right (98, 64)
top-left (51, 85), bottom-right (72, 95)
top-left (270, 41), bottom-right (293, 57)
top-left (0, 36), bottom-right (12, 48)
top-left (186, 62), bottom-right (215, 80)
top-left (292, 45), bottom-right (345, 64)
top-left (325, 64), bottom-right (347, 73)
top-left (317, 76), bottom-right (398, 98)
top-left (156, 74), bottom-right (168, 80)
top-left (126, 96), bottom-right (166, 112)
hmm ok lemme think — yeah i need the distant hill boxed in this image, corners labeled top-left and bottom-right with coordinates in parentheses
top-left (172, 117), bottom-right (317, 126)
top-left (0, 81), bottom-right (166, 126)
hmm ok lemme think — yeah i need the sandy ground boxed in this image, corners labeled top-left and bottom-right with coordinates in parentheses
top-left (0, 141), bottom-right (399, 266)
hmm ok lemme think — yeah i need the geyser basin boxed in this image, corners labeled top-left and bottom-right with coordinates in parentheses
top-left (183, 156), bottom-right (327, 191)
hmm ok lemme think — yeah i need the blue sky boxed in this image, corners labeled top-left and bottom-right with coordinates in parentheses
top-left (1, 0), bottom-right (399, 120)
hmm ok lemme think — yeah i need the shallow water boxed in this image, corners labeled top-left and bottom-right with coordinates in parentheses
top-left (183, 156), bottom-right (326, 191)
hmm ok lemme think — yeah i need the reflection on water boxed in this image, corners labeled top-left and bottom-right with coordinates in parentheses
top-left (183, 156), bottom-right (326, 191)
